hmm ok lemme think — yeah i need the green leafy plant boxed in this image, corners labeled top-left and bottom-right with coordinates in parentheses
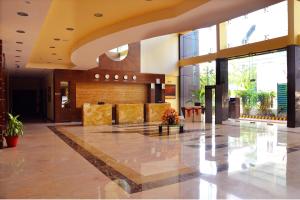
top-left (257, 91), bottom-right (275, 116)
top-left (5, 113), bottom-right (24, 136)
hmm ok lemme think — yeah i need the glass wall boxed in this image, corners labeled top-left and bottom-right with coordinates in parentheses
top-left (180, 25), bottom-right (216, 59)
top-left (180, 62), bottom-right (216, 112)
top-left (227, 1), bottom-right (287, 48)
top-left (228, 51), bottom-right (287, 118)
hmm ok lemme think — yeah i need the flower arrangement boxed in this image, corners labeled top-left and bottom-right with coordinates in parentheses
top-left (162, 108), bottom-right (179, 125)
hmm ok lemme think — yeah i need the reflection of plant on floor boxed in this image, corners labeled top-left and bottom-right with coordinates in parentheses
top-left (257, 91), bottom-right (275, 116)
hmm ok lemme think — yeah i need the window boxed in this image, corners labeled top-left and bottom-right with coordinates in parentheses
top-left (227, 1), bottom-right (287, 48)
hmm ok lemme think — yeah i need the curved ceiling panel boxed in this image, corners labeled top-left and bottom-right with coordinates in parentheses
top-left (18, 0), bottom-right (282, 70)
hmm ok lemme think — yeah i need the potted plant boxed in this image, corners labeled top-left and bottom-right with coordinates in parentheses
top-left (4, 113), bottom-right (23, 148)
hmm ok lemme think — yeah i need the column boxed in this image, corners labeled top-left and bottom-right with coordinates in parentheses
top-left (216, 58), bottom-right (229, 121)
top-left (287, 45), bottom-right (300, 127)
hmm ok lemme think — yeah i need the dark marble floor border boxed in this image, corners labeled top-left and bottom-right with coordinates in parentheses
top-left (48, 124), bottom-right (300, 194)
top-left (48, 126), bottom-right (206, 194)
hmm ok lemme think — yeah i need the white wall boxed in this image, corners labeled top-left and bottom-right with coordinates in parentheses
top-left (141, 34), bottom-right (179, 76)
top-left (141, 34), bottom-right (180, 111)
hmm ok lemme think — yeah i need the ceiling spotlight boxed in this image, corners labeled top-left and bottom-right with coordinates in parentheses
top-left (16, 41), bottom-right (23, 44)
top-left (16, 50), bottom-right (22, 52)
top-left (58, 58), bottom-right (62, 60)
top-left (16, 30), bottom-right (25, 33)
top-left (16, 65), bottom-right (20, 68)
top-left (66, 27), bottom-right (74, 31)
top-left (49, 46), bottom-right (55, 48)
top-left (94, 13), bottom-right (103, 17)
top-left (15, 55), bottom-right (21, 57)
top-left (54, 38), bottom-right (60, 41)
top-left (17, 12), bottom-right (29, 16)
top-left (25, 0), bottom-right (31, 4)
top-left (52, 53), bottom-right (56, 55)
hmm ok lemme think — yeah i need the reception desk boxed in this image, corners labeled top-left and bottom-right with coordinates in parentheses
top-left (116, 104), bottom-right (144, 124)
top-left (145, 103), bottom-right (171, 122)
top-left (82, 103), bottom-right (112, 126)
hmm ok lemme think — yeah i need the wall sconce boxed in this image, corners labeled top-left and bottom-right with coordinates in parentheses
top-left (162, 84), bottom-right (165, 90)
top-left (151, 83), bottom-right (155, 89)
top-left (94, 73), bottom-right (100, 79)
top-left (156, 78), bottom-right (160, 84)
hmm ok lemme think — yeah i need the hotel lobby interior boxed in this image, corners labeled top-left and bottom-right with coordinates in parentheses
top-left (1, 0), bottom-right (300, 199)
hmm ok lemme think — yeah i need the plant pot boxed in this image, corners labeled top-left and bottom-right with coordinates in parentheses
top-left (4, 136), bottom-right (19, 148)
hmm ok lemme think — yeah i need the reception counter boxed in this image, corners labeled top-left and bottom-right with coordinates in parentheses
top-left (116, 104), bottom-right (144, 124)
top-left (145, 103), bottom-right (171, 122)
top-left (82, 103), bottom-right (112, 126)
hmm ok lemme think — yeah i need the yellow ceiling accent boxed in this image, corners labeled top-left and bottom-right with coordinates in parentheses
top-left (29, 0), bottom-right (207, 68)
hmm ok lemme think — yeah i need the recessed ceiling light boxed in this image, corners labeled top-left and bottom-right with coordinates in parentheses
top-left (49, 46), bottom-right (55, 48)
top-left (16, 65), bottom-right (20, 68)
top-left (15, 56), bottom-right (21, 57)
top-left (47, 62), bottom-right (52, 63)
top-left (25, 0), bottom-right (31, 4)
top-left (54, 38), bottom-right (60, 41)
top-left (16, 50), bottom-right (22, 52)
top-left (58, 58), bottom-right (62, 60)
top-left (16, 41), bottom-right (23, 44)
top-left (16, 30), bottom-right (25, 33)
top-left (66, 27), bottom-right (74, 31)
top-left (94, 13), bottom-right (103, 17)
top-left (15, 61), bottom-right (20, 62)
top-left (17, 12), bottom-right (28, 16)
top-left (52, 53), bottom-right (56, 55)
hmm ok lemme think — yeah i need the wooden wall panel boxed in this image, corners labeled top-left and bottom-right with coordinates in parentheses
top-left (98, 42), bottom-right (140, 72)
top-left (76, 82), bottom-right (147, 108)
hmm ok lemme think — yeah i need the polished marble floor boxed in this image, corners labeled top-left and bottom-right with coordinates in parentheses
top-left (1, 120), bottom-right (300, 199)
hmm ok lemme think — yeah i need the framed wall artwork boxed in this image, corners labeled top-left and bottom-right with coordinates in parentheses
top-left (165, 84), bottom-right (176, 99)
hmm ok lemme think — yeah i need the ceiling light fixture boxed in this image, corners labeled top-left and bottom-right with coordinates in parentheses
top-left (16, 30), bottom-right (26, 33)
top-left (16, 50), bottom-right (22, 52)
top-left (17, 12), bottom-right (29, 16)
top-left (54, 38), bottom-right (60, 41)
top-left (16, 41), bottom-right (23, 44)
top-left (58, 58), bottom-right (62, 60)
top-left (66, 27), bottom-right (75, 31)
top-left (52, 53), bottom-right (56, 55)
top-left (49, 46), bottom-right (55, 48)
top-left (94, 13), bottom-right (103, 17)
top-left (15, 56), bottom-right (21, 57)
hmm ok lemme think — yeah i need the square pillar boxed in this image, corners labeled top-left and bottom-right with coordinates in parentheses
top-left (216, 58), bottom-right (229, 121)
top-left (287, 45), bottom-right (300, 127)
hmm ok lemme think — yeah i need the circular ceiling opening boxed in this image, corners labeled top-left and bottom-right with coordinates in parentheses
top-left (105, 44), bottom-right (129, 61)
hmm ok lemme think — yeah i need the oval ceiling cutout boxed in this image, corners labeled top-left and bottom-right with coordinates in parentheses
top-left (105, 44), bottom-right (129, 61)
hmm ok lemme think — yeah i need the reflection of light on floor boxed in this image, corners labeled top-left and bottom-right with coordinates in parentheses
top-left (199, 179), bottom-right (217, 200)
top-left (198, 135), bottom-right (217, 175)
top-left (227, 127), bottom-right (287, 187)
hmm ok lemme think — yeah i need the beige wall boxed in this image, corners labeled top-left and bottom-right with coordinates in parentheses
top-left (141, 34), bottom-right (180, 112)
top-left (46, 72), bottom-right (54, 121)
top-left (141, 34), bottom-right (179, 76)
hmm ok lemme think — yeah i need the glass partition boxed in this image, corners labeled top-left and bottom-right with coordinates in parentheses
top-left (228, 51), bottom-right (287, 118)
